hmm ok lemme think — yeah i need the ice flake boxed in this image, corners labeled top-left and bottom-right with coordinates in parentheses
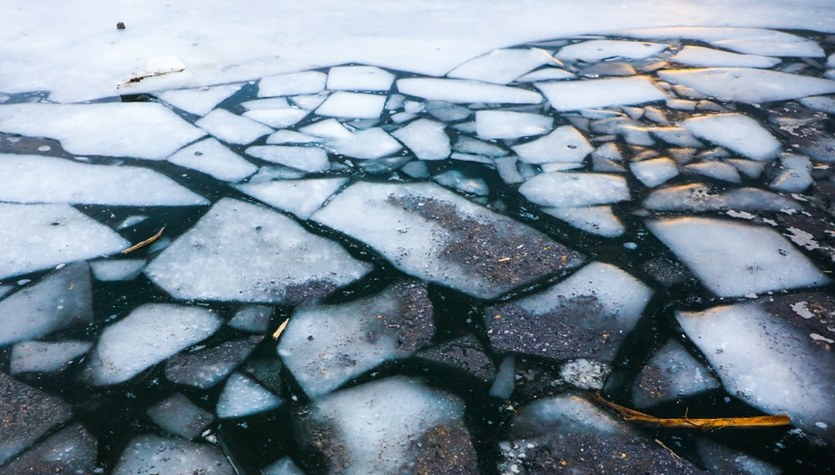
top-left (112, 435), bottom-right (233, 475)
top-left (0, 103), bottom-right (205, 160)
top-left (392, 118), bottom-right (450, 160)
top-left (145, 198), bottom-right (371, 303)
top-left (242, 108), bottom-right (309, 128)
top-left (556, 40), bottom-right (667, 63)
top-left (520, 172), bottom-right (629, 207)
top-left (82, 303), bottom-right (221, 386)
top-left (537, 77), bottom-right (666, 111)
top-left (620, 27), bottom-right (824, 57)
top-left (147, 393), bottom-right (214, 440)
top-left (475, 110), bottom-right (553, 139)
top-left (237, 177), bottom-right (348, 219)
top-left (659, 68), bottom-right (835, 104)
top-left (167, 138), bottom-right (257, 182)
top-left (448, 48), bottom-right (550, 84)
top-left (325, 127), bottom-right (402, 159)
top-left (647, 217), bottom-right (829, 297)
top-left (315, 92), bottom-right (386, 119)
top-left (512, 125), bottom-right (593, 164)
top-left (0, 203), bottom-right (129, 280)
top-left (543, 206), bottom-right (625, 238)
top-left (397, 78), bottom-right (542, 104)
top-left (259, 71), bottom-right (327, 97)
top-left (327, 66), bottom-right (394, 91)
top-left (10, 340), bottom-right (92, 374)
top-left (90, 259), bottom-right (145, 281)
top-left (671, 46), bottom-right (780, 69)
top-left (195, 109), bottom-right (273, 145)
top-left (245, 145), bottom-right (330, 172)
top-left (217, 372), bottom-right (282, 418)
top-left (157, 84), bottom-right (243, 116)
top-left (683, 113), bottom-right (780, 161)
top-left (0, 154), bottom-right (208, 206)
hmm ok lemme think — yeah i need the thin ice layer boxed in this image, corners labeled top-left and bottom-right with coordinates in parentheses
top-left (81, 303), bottom-right (222, 385)
top-left (243, 108), bottom-right (309, 128)
top-left (259, 71), bottom-right (327, 97)
top-left (511, 125), bottom-right (593, 164)
top-left (0, 203), bottom-right (129, 280)
top-left (620, 27), bottom-right (824, 57)
top-left (659, 68), bottom-right (835, 104)
top-left (167, 138), bottom-right (257, 182)
top-left (157, 84), bottom-right (243, 116)
top-left (447, 48), bottom-right (550, 84)
top-left (671, 46), bottom-right (780, 69)
top-left (0, 154), bottom-right (208, 205)
top-left (327, 66), bottom-right (394, 91)
top-left (520, 172), bottom-right (630, 207)
top-left (0, 103), bottom-right (205, 160)
top-left (537, 76), bottom-right (666, 111)
top-left (145, 198), bottom-right (371, 303)
top-left (647, 217), bottom-right (829, 297)
top-left (312, 182), bottom-right (584, 299)
top-left (397, 78), bottom-right (542, 104)
top-left (90, 259), bottom-right (146, 281)
top-left (556, 40), bottom-right (666, 62)
top-left (237, 177), bottom-right (348, 219)
top-left (112, 435), bottom-right (233, 475)
top-left (315, 92), bottom-right (386, 119)
top-left (683, 113), bottom-right (780, 161)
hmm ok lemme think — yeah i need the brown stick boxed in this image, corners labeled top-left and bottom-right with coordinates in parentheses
top-left (591, 394), bottom-right (791, 430)
top-left (121, 227), bottom-right (165, 255)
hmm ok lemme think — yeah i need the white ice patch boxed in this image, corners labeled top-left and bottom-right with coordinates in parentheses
top-left (511, 125), bottom-right (594, 165)
top-left (167, 138), bottom-right (257, 183)
top-left (520, 172), bottom-right (629, 207)
top-left (90, 259), bottom-right (145, 281)
top-left (145, 198), bottom-right (371, 303)
top-left (82, 303), bottom-right (221, 386)
top-left (475, 110), bottom-right (552, 139)
top-left (677, 303), bottom-right (835, 438)
top-left (157, 84), bottom-right (243, 116)
top-left (684, 161), bottom-right (742, 183)
top-left (267, 130), bottom-right (320, 145)
top-left (799, 95), bottom-right (835, 115)
top-left (112, 435), bottom-right (233, 475)
top-left (327, 66), bottom-right (394, 91)
top-left (632, 339), bottom-right (720, 408)
top-left (543, 206), bottom-right (625, 238)
top-left (671, 46), bottom-right (780, 69)
top-left (556, 40), bottom-right (666, 63)
top-left (397, 78), bottom-right (542, 104)
top-left (683, 113), bottom-right (780, 161)
top-left (195, 109), bottom-right (273, 145)
top-left (10, 341), bottom-right (92, 374)
top-left (537, 76), bottom-right (666, 111)
top-left (647, 217), bottom-right (829, 297)
top-left (259, 71), bottom-right (327, 97)
top-left (242, 108), bottom-right (309, 128)
top-left (245, 146), bottom-right (330, 172)
top-left (0, 203), bottom-right (128, 280)
top-left (0, 103), bottom-right (205, 160)
top-left (659, 68), bottom-right (835, 104)
top-left (0, 154), bottom-right (208, 206)
top-left (770, 154), bottom-right (813, 193)
top-left (448, 48), bottom-right (550, 84)
top-left (299, 118), bottom-right (353, 139)
top-left (237, 177), bottom-right (348, 219)
top-left (217, 372), bottom-right (282, 418)
top-left (630, 158), bottom-right (679, 187)
top-left (315, 91), bottom-right (386, 119)
top-left (392, 119), bottom-right (450, 160)
top-left (325, 128), bottom-right (402, 159)
top-left (620, 27), bottom-right (824, 57)
top-left (515, 68), bottom-right (576, 82)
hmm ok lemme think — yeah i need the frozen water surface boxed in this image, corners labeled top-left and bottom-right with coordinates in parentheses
top-left (556, 40), bottom-right (667, 62)
top-left (671, 46), bottom-right (781, 68)
top-left (448, 48), bottom-right (550, 84)
top-left (621, 27), bottom-right (824, 57)
top-left (630, 157), bottom-right (679, 187)
top-left (157, 84), bottom-right (243, 116)
top-left (327, 66), bottom-right (394, 91)
top-left (146, 393), bottom-right (215, 440)
top-left (397, 78), bottom-right (542, 104)
top-left (259, 71), bottom-right (327, 97)
top-left (242, 107), bottom-right (310, 129)
top-left (542, 206), bottom-right (625, 237)
top-left (537, 76), bottom-right (666, 110)
top-left (659, 68), bottom-right (835, 104)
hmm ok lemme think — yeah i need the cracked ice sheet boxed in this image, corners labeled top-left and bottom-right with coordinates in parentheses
top-left (447, 48), bottom-right (551, 84)
top-left (0, 103), bottom-right (205, 160)
top-left (619, 27), bottom-right (824, 57)
top-left (312, 181), bottom-right (584, 299)
top-left (658, 68), bottom-right (835, 104)
top-left (0, 154), bottom-right (208, 206)
top-left (0, 203), bottom-right (129, 281)
top-left (145, 198), bottom-right (371, 304)
top-left (646, 217), bottom-right (829, 298)
top-left (537, 77), bottom-right (666, 111)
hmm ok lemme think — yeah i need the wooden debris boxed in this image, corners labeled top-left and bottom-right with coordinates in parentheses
top-left (272, 318), bottom-right (289, 340)
top-left (591, 394), bottom-right (791, 430)
top-left (121, 227), bottom-right (165, 255)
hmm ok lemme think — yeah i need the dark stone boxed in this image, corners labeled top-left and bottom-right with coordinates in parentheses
top-left (416, 334), bottom-right (496, 382)
top-left (165, 336), bottom-right (262, 389)
top-left (0, 423), bottom-right (97, 475)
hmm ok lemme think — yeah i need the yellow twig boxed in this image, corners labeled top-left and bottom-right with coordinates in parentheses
top-left (121, 227), bottom-right (165, 255)
top-left (272, 318), bottom-right (289, 340)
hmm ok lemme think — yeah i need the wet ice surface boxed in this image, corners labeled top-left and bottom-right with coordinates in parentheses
top-left (1, 20), bottom-right (835, 475)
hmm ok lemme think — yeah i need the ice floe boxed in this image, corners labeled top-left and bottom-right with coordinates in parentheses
top-left (448, 48), bottom-right (550, 84)
top-left (537, 76), bottom-right (666, 111)
top-left (647, 217), bottom-right (829, 297)
top-left (643, 183), bottom-right (801, 212)
top-left (392, 118), bottom-right (451, 160)
top-left (519, 172), bottom-right (629, 207)
top-left (475, 110), bottom-right (552, 139)
top-left (195, 109), bottom-right (273, 145)
top-left (630, 157), bottom-right (679, 187)
top-left (631, 339), bottom-right (720, 408)
top-left (157, 83), bottom-right (243, 116)
top-left (312, 181), bottom-right (584, 299)
top-left (167, 138), bottom-right (257, 182)
top-left (621, 27), bottom-right (824, 57)
top-left (0, 103), bottom-right (205, 160)
top-left (112, 435), bottom-right (233, 475)
top-left (325, 127), bottom-right (402, 159)
top-left (259, 71), bottom-right (327, 97)
top-left (327, 66), bottom-right (394, 91)
top-left (147, 393), bottom-right (215, 440)
top-left (397, 78), bottom-right (542, 104)
top-left (165, 337), bottom-right (261, 389)
top-left (0, 154), bottom-right (208, 205)
top-left (237, 177), bottom-right (348, 219)
top-left (511, 125), bottom-right (593, 164)
top-left (82, 303), bottom-right (222, 385)
top-left (145, 198), bottom-right (371, 303)
top-left (227, 305), bottom-right (272, 333)
top-left (315, 91), bottom-right (386, 119)
top-left (10, 340), bottom-right (92, 374)
top-left (278, 280), bottom-right (433, 398)
top-left (217, 372), bottom-right (282, 418)
top-left (542, 206), bottom-right (625, 237)
top-left (671, 46), bottom-right (780, 69)
top-left (0, 423), bottom-right (97, 475)
top-left (683, 113), bottom-right (780, 161)
top-left (243, 107), bottom-right (310, 128)
top-left (245, 145), bottom-right (330, 172)
top-left (659, 68), bottom-right (835, 104)
top-left (556, 40), bottom-right (667, 63)
top-left (770, 154), bottom-right (813, 192)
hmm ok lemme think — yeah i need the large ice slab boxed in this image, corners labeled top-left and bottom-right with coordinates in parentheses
top-left (621, 27), bottom-right (824, 57)
top-left (486, 262), bottom-right (652, 362)
top-left (537, 76), bottom-right (666, 111)
top-left (0, 203), bottom-right (129, 280)
top-left (0, 103), bottom-right (205, 160)
top-left (0, 423), bottom-right (97, 475)
top-left (397, 78), bottom-right (542, 104)
top-left (278, 280), bottom-right (434, 398)
top-left (237, 177), bottom-right (348, 219)
top-left (145, 198), bottom-right (371, 303)
top-left (658, 68), bottom-right (835, 104)
top-left (647, 217), bottom-right (829, 297)
top-left (217, 372), bottom-right (282, 418)
top-left (296, 377), bottom-right (475, 474)
top-left (678, 298), bottom-right (835, 439)
top-left (167, 137), bottom-right (257, 182)
top-left (312, 182), bottom-right (584, 299)
top-left (157, 84), bottom-right (243, 115)
top-left (475, 110), bottom-right (552, 139)
top-left (671, 46), bottom-right (780, 69)
top-left (0, 263), bottom-right (92, 347)
top-left (448, 48), bottom-right (550, 84)
top-left (259, 71), bottom-right (327, 97)
top-left (392, 118), bottom-right (450, 160)
top-left (10, 340), bottom-right (92, 374)
top-left (327, 66), bottom-right (394, 91)
top-left (511, 125), bottom-right (593, 164)
top-left (683, 114), bottom-right (780, 161)
top-left (519, 172), bottom-right (629, 207)
top-left (147, 393), bottom-right (215, 440)
top-left (556, 40), bottom-right (666, 62)
top-left (0, 154), bottom-right (208, 205)
top-left (113, 435), bottom-right (233, 475)
top-left (81, 303), bottom-right (222, 385)
top-left (195, 109), bottom-right (273, 145)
